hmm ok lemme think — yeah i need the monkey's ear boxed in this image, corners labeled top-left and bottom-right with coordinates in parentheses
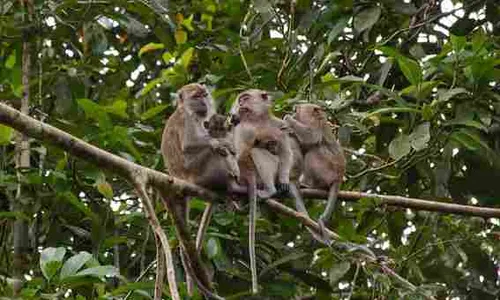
top-left (177, 91), bottom-right (184, 104)
top-left (203, 121), bottom-right (209, 129)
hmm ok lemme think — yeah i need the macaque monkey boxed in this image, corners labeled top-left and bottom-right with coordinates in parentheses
top-left (196, 113), bottom-right (240, 188)
top-left (284, 104), bottom-right (346, 241)
top-left (230, 89), bottom-right (304, 294)
top-left (161, 83), bottom-right (236, 297)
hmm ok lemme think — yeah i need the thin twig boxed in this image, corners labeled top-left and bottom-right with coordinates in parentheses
top-left (134, 177), bottom-right (180, 300)
top-left (124, 259), bottom-right (157, 300)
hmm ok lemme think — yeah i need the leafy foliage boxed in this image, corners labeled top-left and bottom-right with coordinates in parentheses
top-left (0, 0), bottom-right (500, 298)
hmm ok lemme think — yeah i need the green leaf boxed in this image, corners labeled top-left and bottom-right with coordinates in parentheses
top-left (74, 265), bottom-right (119, 279)
top-left (388, 134), bottom-right (411, 160)
top-left (377, 46), bottom-right (422, 85)
top-left (397, 56), bottom-right (422, 86)
top-left (40, 247), bottom-right (66, 281)
top-left (97, 181), bottom-right (113, 199)
top-left (175, 29), bottom-right (187, 44)
top-left (139, 77), bottom-right (165, 96)
top-left (162, 51), bottom-right (174, 64)
top-left (104, 100), bottom-right (128, 118)
top-left (179, 47), bottom-right (194, 69)
top-left (450, 35), bottom-right (466, 52)
top-left (353, 6), bottom-right (381, 33)
top-left (364, 107), bottom-right (421, 119)
top-left (259, 252), bottom-right (308, 277)
top-left (60, 252), bottom-right (93, 279)
top-left (328, 17), bottom-right (349, 44)
top-left (111, 282), bottom-right (156, 295)
top-left (443, 119), bottom-right (488, 132)
top-left (140, 104), bottom-right (169, 120)
top-left (205, 237), bottom-right (220, 259)
top-left (138, 42), bottom-right (164, 57)
top-left (0, 124), bottom-right (13, 145)
top-left (60, 192), bottom-right (98, 222)
top-left (450, 18), bottom-right (476, 36)
top-left (76, 98), bottom-right (112, 129)
top-left (409, 122), bottom-right (430, 151)
top-left (0, 211), bottom-right (30, 221)
top-left (5, 50), bottom-right (16, 69)
top-left (436, 88), bottom-right (468, 103)
top-left (329, 261), bottom-right (350, 286)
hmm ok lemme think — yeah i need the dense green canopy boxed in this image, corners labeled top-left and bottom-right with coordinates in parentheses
top-left (0, 0), bottom-right (499, 298)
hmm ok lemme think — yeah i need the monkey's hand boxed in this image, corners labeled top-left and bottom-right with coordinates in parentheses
top-left (276, 182), bottom-right (290, 195)
top-left (209, 139), bottom-right (228, 156)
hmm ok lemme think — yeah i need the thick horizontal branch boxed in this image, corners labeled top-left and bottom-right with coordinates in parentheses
top-left (1, 101), bottom-right (499, 220)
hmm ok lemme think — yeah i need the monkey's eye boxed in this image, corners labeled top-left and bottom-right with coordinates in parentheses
top-left (261, 93), bottom-right (268, 101)
top-left (239, 94), bottom-right (249, 104)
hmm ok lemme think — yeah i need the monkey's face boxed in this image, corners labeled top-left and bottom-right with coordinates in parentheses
top-left (204, 115), bottom-right (230, 138)
top-left (295, 104), bottom-right (325, 127)
top-left (179, 83), bottom-right (212, 117)
top-left (234, 89), bottom-right (271, 120)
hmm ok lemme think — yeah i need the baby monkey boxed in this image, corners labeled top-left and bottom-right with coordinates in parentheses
top-left (203, 114), bottom-right (240, 182)
top-left (284, 104), bottom-right (346, 241)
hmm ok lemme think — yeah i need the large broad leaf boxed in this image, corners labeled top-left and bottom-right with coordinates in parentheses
top-left (353, 6), bottom-right (381, 34)
top-left (74, 265), bottom-right (119, 279)
top-left (40, 247), bottom-right (66, 281)
top-left (328, 17), bottom-right (349, 44)
top-left (409, 122), bottom-right (430, 151)
top-left (450, 18), bottom-right (476, 36)
top-left (104, 100), bottom-right (128, 119)
top-left (378, 46), bottom-right (422, 85)
top-left (76, 98), bottom-right (112, 129)
top-left (397, 56), bottom-right (422, 86)
top-left (0, 125), bottom-right (13, 145)
top-left (436, 88), bottom-right (468, 103)
top-left (140, 104), bottom-right (169, 120)
top-left (389, 134), bottom-right (411, 160)
top-left (329, 261), bottom-right (351, 286)
top-left (60, 252), bottom-right (93, 279)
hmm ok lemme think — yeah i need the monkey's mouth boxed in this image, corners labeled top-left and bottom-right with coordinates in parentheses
top-left (238, 107), bottom-right (250, 114)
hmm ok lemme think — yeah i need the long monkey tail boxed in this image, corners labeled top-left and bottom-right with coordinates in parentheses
top-left (289, 183), bottom-right (331, 245)
top-left (248, 173), bottom-right (259, 294)
top-left (319, 182), bottom-right (339, 225)
top-left (196, 203), bottom-right (215, 253)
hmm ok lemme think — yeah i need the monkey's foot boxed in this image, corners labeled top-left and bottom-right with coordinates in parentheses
top-left (317, 219), bottom-right (332, 245)
top-left (257, 188), bottom-right (276, 199)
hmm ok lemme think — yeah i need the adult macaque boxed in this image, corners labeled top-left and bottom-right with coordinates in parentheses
top-left (284, 104), bottom-right (346, 241)
top-left (161, 83), bottom-right (237, 297)
top-left (231, 89), bottom-right (303, 294)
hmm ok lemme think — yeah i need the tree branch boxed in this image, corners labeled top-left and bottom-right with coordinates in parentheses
top-left (0, 102), bottom-right (499, 217)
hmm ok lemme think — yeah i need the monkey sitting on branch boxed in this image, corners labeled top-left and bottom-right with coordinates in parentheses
top-left (230, 89), bottom-right (304, 294)
top-left (284, 104), bottom-right (346, 243)
top-left (161, 83), bottom-right (238, 298)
